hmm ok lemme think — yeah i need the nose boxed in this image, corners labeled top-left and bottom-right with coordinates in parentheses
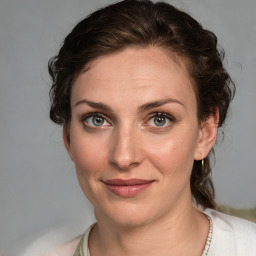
top-left (109, 125), bottom-right (143, 170)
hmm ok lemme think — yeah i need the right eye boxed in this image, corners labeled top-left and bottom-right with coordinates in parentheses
top-left (82, 113), bottom-right (111, 128)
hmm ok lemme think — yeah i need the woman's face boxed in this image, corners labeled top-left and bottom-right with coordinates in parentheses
top-left (65, 47), bottom-right (212, 227)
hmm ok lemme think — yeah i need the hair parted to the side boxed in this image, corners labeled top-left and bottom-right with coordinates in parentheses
top-left (48, 0), bottom-right (235, 209)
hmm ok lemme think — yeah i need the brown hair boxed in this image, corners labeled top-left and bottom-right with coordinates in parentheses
top-left (48, 0), bottom-right (235, 209)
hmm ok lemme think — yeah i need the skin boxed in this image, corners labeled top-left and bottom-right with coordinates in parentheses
top-left (63, 47), bottom-right (218, 256)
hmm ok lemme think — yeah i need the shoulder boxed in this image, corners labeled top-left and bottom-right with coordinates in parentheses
top-left (204, 208), bottom-right (256, 255)
top-left (42, 223), bottom-right (95, 256)
top-left (205, 208), bottom-right (256, 235)
top-left (42, 237), bottom-right (81, 256)
top-left (20, 229), bottom-right (82, 256)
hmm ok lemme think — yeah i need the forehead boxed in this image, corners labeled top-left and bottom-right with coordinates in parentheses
top-left (71, 47), bottom-right (196, 108)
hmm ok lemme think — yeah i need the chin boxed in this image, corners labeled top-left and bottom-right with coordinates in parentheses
top-left (109, 214), bottom-right (153, 228)
top-left (95, 202), bottom-right (156, 228)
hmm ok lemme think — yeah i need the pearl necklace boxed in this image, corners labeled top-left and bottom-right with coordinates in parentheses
top-left (201, 215), bottom-right (213, 256)
top-left (82, 216), bottom-right (213, 256)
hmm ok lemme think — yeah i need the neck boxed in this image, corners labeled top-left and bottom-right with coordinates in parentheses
top-left (89, 202), bottom-right (209, 256)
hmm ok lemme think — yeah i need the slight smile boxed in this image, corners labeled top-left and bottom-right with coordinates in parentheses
top-left (103, 179), bottom-right (155, 197)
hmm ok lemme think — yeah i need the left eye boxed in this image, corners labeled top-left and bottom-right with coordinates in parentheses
top-left (83, 114), bottom-right (110, 127)
top-left (147, 113), bottom-right (173, 127)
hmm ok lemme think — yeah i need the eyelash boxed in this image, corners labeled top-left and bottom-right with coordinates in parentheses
top-left (81, 112), bottom-right (111, 129)
top-left (80, 112), bottom-right (176, 129)
top-left (146, 112), bottom-right (176, 128)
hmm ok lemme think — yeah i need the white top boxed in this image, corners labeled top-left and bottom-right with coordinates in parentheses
top-left (205, 208), bottom-right (256, 255)
top-left (78, 209), bottom-right (256, 256)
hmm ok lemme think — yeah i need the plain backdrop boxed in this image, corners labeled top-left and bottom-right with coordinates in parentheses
top-left (0, 0), bottom-right (255, 255)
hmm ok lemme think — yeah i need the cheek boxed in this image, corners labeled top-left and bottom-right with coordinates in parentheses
top-left (145, 132), bottom-right (197, 177)
top-left (70, 134), bottom-right (110, 204)
top-left (69, 130), bottom-right (108, 182)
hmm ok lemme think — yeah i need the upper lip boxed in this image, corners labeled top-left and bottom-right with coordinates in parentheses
top-left (103, 179), bottom-right (154, 186)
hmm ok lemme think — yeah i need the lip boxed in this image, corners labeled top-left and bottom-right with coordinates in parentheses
top-left (103, 179), bottom-right (154, 197)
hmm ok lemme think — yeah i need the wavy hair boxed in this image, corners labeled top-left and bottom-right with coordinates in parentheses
top-left (49, 0), bottom-right (235, 209)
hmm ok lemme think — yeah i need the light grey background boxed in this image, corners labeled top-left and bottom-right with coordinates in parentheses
top-left (0, 0), bottom-right (255, 255)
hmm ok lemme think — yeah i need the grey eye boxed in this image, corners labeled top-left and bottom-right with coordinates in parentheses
top-left (153, 116), bottom-right (167, 126)
top-left (92, 116), bottom-right (105, 126)
top-left (82, 113), bottom-right (111, 128)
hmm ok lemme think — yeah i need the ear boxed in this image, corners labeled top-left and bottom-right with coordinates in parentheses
top-left (194, 110), bottom-right (219, 160)
top-left (63, 123), bottom-right (74, 161)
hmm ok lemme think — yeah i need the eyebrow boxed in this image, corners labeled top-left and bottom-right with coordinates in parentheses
top-left (137, 98), bottom-right (184, 113)
top-left (74, 98), bottom-right (184, 113)
top-left (74, 99), bottom-right (114, 114)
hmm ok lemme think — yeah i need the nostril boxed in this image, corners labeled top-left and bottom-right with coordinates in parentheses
top-left (129, 162), bottom-right (140, 168)
top-left (109, 158), bottom-right (140, 170)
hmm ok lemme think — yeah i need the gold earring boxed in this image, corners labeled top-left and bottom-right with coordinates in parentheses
top-left (202, 159), bottom-right (204, 171)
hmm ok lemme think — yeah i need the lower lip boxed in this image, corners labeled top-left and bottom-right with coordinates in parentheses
top-left (104, 182), bottom-right (154, 197)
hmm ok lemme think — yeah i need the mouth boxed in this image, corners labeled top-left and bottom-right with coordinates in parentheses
top-left (103, 179), bottom-right (154, 197)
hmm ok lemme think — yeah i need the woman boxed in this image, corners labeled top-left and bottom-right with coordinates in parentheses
top-left (48, 0), bottom-right (256, 255)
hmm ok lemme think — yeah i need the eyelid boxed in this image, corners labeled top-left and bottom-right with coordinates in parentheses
top-left (144, 112), bottom-right (176, 128)
top-left (81, 112), bottom-right (104, 120)
top-left (81, 112), bottom-right (112, 127)
top-left (147, 112), bottom-right (176, 122)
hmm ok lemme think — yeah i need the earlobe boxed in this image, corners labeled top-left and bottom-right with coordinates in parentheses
top-left (63, 123), bottom-right (73, 161)
top-left (194, 110), bottom-right (219, 160)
